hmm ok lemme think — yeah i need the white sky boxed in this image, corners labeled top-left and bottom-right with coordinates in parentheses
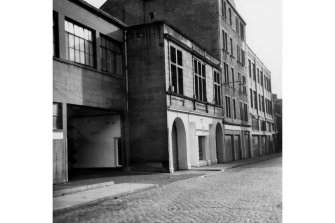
top-left (85, 0), bottom-right (282, 98)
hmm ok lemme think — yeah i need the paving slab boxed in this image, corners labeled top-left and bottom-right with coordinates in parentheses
top-left (53, 183), bottom-right (158, 213)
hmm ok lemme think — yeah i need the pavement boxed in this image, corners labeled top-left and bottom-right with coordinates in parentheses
top-left (53, 153), bottom-right (281, 214)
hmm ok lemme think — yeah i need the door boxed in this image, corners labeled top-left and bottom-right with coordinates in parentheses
top-left (198, 136), bottom-right (205, 161)
top-left (234, 135), bottom-right (241, 160)
top-left (172, 124), bottom-right (178, 170)
top-left (252, 135), bottom-right (259, 157)
top-left (244, 132), bottom-right (250, 159)
top-left (224, 135), bottom-right (234, 162)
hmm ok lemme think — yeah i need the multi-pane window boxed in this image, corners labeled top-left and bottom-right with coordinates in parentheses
top-left (224, 63), bottom-right (229, 84)
top-left (233, 99), bottom-right (236, 119)
top-left (250, 89), bottom-right (253, 108)
top-left (194, 58), bottom-right (206, 101)
top-left (100, 35), bottom-right (122, 75)
top-left (222, 30), bottom-right (228, 52)
top-left (213, 70), bottom-right (222, 106)
top-left (225, 96), bottom-right (231, 118)
top-left (65, 20), bottom-right (94, 67)
top-left (229, 8), bottom-right (232, 25)
top-left (53, 12), bottom-right (59, 58)
top-left (170, 46), bottom-right (183, 94)
top-left (222, 0), bottom-right (226, 19)
top-left (53, 103), bottom-right (62, 130)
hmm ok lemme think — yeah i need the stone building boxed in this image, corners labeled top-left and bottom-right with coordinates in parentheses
top-left (126, 22), bottom-right (225, 172)
top-left (247, 45), bottom-right (276, 157)
top-left (53, 0), bottom-right (127, 184)
top-left (101, 0), bottom-right (253, 162)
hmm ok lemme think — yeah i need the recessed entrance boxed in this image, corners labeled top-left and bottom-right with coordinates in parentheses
top-left (198, 136), bottom-right (206, 161)
top-left (67, 105), bottom-right (122, 181)
top-left (215, 124), bottom-right (224, 163)
top-left (171, 118), bottom-right (187, 171)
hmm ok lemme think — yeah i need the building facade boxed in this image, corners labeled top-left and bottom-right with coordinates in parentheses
top-left (53, 0), bottom-right (127, 184)
top-left (126, 22), bottom-right (225, 172)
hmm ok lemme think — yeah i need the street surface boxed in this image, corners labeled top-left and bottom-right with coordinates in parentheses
top-left (54, 157), bottom-right (282, 223)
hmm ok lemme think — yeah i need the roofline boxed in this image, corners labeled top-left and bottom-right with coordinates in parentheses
top-left (128, 20), bottom-right (221, 62)
top-left (226, 0), bottom-right (246, 25)
top-left (69, 0), bottom-right (128, 28)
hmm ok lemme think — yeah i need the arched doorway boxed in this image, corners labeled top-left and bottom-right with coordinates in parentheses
top-left (171, 118), bottom-right (187, 171)
top-left (215, 123), bottom-right (224, 163)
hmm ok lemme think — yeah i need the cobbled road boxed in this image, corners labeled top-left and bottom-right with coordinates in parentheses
top-left (54, 157), bottom-right (282, 223)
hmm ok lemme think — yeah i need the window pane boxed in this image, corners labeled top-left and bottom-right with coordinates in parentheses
top-left (194, 60), bottom-right (197, 73)
top-left (68, 22), bottom-right (74, 33)
top-left (75, 50), bottom-right (80, 62)
top-left (178, 68), bottom-right (183, 94)
top-left (177, 50), bottom-right (182, 66)
top-left (69, 48), bottom-right (74, 61)
top-left (74, 37), bottom-right (80, 50)
top-left (79, 38), bottom-right (84, 51)
top-left (170, 46), bottom-right (176, 63)
top-left (80, 51), bottom-right (85, 64)
top-left (69, 34), bottom-right (74, 48)
top-left (171, 65), bottom-right (177, 92)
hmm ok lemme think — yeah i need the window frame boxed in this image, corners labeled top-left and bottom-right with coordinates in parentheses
top-left (170, 45), bottom-right (184, 95)
top-left (193, 58), bottom-right (207, 102)
top-left (213, 70), bottom-right (222, 106)
top-left (100, 34), bottom-right (123, 75)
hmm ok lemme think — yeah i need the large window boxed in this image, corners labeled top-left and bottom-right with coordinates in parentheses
top-left (170, 46), bottom-right (183, 94)
top-left (194, 58), bottom-right (206, 101)
top-left (53, 103), bottom-right (62, 130)
top-left (225, 96), bottom-right (231, 118)
top-left (100, 35), bottom-right (122, 75)
top-left (213, 70), bottom-right (222, 106)
top-left (65, 20), bottom-right (94, 67)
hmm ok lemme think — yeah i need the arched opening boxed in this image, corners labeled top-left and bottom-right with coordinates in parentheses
top-left (215, 123), bottom-right (224, 163)
top-left (171, 118), bottom-right (187, 171)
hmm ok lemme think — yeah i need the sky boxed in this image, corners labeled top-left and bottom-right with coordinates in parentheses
top-left (85, 0), bottom-right (282, 98)
top-left (235, 0), bottom-right (282, 98)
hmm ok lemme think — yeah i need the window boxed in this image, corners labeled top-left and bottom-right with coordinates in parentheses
top-left (53, 103), bottom-right (62, 130)
top-left (262, 96), bottom-right (265, 112)
top-left (100, 35), bottom-right (122, 75)
top-left (253, 63), bottom-right (256, 81)
top-left (224, 63), bottom-right (229, 84)
top-left (259, 94), bottom-right (261, 111)
top-left (235, 17), bottom-right (239, 34)
top-left (244, 103), bottom-right (248, 121)
top-left (237, 45), bottom-right (240, 63)
top-left (254, 90), bottom-right (258, 110)
top-left (222, 0), bottom-right (226, 19)
top-left (250, 89), bottom-right (253, 108)
top-left (260, 72), bottom-right (263, 86)
top-left (248, 60), bottom-right (252, 77)
top-left (237, 73), bottom-right (241, 91)
top-left (230, 38), bottom-right (233, 56)
top-left (233, 99), bottom-right (236, 119)
top-left (194, 58), bottom-right (206, 101)
top-left (231, 67), bottom-right (234, 88)
top-left (229, 8), bottom-right (232, 25)
top-left (222, 30), bottom-right (228, 52)
top-left (242, 76), bottom-right (246, 95)
top-left (240, 22), bottom-right (245, 40)
top-left (225, 96), bottom-right (231, 118)
top-left (65, 20), bottom-right (94, 67)
top-left (264, 76), bottom-right (267, 90)
top-left (239, 101), bottom-right (243, 120)
top-left (53, 11), bottom-right (59, 58)
top-left (170, 46), bottom-right (183, 94)
top-left (213, 70), bottom-right (222, 106)
top-left (257, 68), bottom-right (260, 83)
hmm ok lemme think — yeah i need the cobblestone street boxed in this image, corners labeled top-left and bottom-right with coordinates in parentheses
top-left (54, 157), bottom-right (282, 223)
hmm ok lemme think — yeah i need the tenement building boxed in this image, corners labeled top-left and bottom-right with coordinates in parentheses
top-left (247, 45), bottom-right (276, 157)
top-left (53, 0), bottom-right (127, 184)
